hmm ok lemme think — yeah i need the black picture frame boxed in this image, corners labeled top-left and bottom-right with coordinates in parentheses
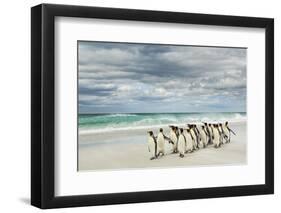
top-left (31, 3), bottom-right (274, 209)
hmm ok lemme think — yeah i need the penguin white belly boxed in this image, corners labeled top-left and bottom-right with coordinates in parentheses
top-left (200, 129), bottom-right (207, 146)
top-left (178, 135), bottom-right (186, 155)
top-left (213, 129), bottom-right (220, 147)
top-left (170, 131), bottom-right (178, 150)
top-left (157, 133), bottom-right (165, 154)
top-left (148, 137), bottom-right (156, 157)
top-left (184, 132), bottom-right (193, 152)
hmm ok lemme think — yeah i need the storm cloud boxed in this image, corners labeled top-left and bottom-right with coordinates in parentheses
top-left (78, 41), bottom-right (246, 113)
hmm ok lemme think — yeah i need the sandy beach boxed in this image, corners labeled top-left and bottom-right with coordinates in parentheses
top-left (78, 121), bottom-right (247, 171)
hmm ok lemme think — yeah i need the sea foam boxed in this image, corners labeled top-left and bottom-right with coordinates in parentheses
top-left (79, 112), bottom-right (246, 134)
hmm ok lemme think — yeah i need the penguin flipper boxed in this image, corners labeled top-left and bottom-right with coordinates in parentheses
top-left (228, 127), bottom-right (236, 135)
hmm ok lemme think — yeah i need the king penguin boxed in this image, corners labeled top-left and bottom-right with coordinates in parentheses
top-left (212, 124), bottom-right (221, 148)
top-left (184, 128), bottom-right (193, 153)
top-left (147, 131), bottom-right (157, 160)
top-left (194, 124), bottom-right (204, 148)
top-left (218, 123), bottom-right (227, 144)
top-left (208, 123), bottom-right (214, 145)
top-left (169, 126), bottom-right (178, 153)
top-left (203, 122), bottom-right (211, 144)
top-left (157, 128), bottom-right (165, 156)
top-left (199, 125), bottom-right (208, 148)
top-left (223, 121), bottom-right (236, 143)
top-left (188, 124), bottom-right (198, 150)
top-left (178, 128), bottom-right (186, 158)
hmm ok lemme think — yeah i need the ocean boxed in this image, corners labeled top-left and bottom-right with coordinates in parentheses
top-left (79, 112), bottom-right (246, 134)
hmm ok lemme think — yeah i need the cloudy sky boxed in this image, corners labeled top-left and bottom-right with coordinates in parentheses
top-left (78, 41), bottom-right (246, 114)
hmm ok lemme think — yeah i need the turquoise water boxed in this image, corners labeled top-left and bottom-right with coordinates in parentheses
top-left (79, 112), bottom-right (246, 133)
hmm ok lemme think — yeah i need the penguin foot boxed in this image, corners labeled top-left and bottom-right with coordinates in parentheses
top-left (179, 154), bottom-right (184, 158)
top-left (150, 157), bottom-right (155, 160)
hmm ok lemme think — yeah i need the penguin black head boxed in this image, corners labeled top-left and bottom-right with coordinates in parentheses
top-left (147, 131), bottom-right (153, 136)
top-left (208, 123), bottom-right (212, 127)
top-left (175, 126), bottom-right (178, 130)
top-left (159, 128), bottom-right (163, 132)
top-left (219, 123), bottom-right (222, 127)
top-left (225, 121), bottom-right (228, 126)
top-left (169, 125), bottom-right (174, 129)
top-left (186, 128), bottom-right (190, 132)
top-left (204, 122), bottom-right (207, 126)
top-left (180, 128), bottom-right (184, 133)
top-left (187, 124), bottom-right (191, 128)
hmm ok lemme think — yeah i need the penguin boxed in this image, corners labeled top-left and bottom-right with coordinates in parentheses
top-left (223, 121), bottom-right (236, 143)
top-left (222, 122), bottom-right (230, 143)
top-left (216, 123), bottom-right (224, 146)
top-left (188, 124), bottom-right (198, 150)
top-left (184, 128), bottom-right (193, 153)
top-left (178, 128), bottom-right (186, 158)
top-left (169, 126), bottom-right (178, 153)
top-left (147, 131), bottom-right (157, 160)
top-left (192, 125), bottom-right (200, 149)
top-left (169, 125), bottom-right (175, 129)
top-left (199, 125), bottom-right (208, 148)
top-left (218, 123), bottom-right (227, 144)
top-left (212, 124), bottom-right (221, 148)
top-left (203, 122), bottom-right (211, 144)
top-left (157, 128), bottom-right (165, 156)
top-left (194, 124), bottom-right (204, 148)
top-left (175, 126), bottom-right (179, 138)
top-left (208, 123), bottom-right (214, 145)
top-left (193, 124), bottom-right (202, 148)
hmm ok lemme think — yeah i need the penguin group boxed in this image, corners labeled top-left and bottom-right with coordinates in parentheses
top-left (147, 121), bottom-right (236, 160)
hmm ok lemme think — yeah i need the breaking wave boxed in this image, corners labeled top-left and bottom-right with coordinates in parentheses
top-left (79, 112), bottom-right (246, 134)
